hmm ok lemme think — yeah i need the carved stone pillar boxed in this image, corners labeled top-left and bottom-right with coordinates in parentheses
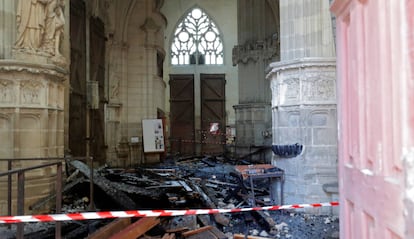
top-left (0, 60), bottom-right (68, 214)
top-left (107, 39), bottom-right (127, 167)
top-left (233, 0), bottom-right (279, 155)
top-left (279, 0), bottom-right (335, 61)
top-left (267, 0), bottom-right (337, 214)
top-left (0, 0), bottom-right (68, 214)
top-left (267, 58), bottom-right (337, 213)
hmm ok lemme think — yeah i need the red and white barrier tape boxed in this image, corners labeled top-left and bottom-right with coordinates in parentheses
top-left (0, 202), bottom-right (339, 224)
top-left (172, 139), bottom-right (229, 145)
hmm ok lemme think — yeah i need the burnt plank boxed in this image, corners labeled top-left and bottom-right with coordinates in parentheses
top-left (182, 226), bottom-right (213, 237)
top-left (197, 214), bottom-right (212, 226)
top-left (233, 234), bottom-right (273, 239)
top-left (186, 230), bottom-right (218, 239)
top-left (191, 184), bottom-right (230, 226)
top-left (209, 226), bottom-right (228, 239)
top-left (87, 218), bottom-right (131, 239)
top-left (109, 217), bottom-right (160, 239)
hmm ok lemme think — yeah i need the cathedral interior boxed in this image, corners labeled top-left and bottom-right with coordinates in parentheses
top-left (1, 0), bottom-right (413, 238)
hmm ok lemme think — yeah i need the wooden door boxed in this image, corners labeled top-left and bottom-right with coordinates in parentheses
top-left (69, 0), bottom-right (87, 157)
top-left (89, 17), bottom-right (106, 163)
top-left (331, 0), bottom-right (408, 238)
top-left (200, 74), bottom-right (225, 155)
top-left (169, 75), bottom-right (195, 155)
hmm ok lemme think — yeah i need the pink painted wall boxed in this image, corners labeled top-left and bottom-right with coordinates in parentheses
top-left (331, 0), bottom-right (413, 238)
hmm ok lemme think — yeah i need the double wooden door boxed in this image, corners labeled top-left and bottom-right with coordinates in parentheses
top-left (169, 74), bottom-right (225, 156)
top-left (69, 0), bottom-right (106, 163)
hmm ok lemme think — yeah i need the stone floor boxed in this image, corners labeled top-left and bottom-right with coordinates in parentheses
top-left (226, 210), bottom-right (340, 239)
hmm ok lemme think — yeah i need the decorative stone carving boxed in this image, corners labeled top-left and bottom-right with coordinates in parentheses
top-left (0, 61), bottom-right (67, 80)
top-left (302, 76), bottom-right (335, 102)
top-left (109, 71), bottom-right (120, 100)
top-left (283, 78), bottom-right (300, 102)
top-left (43, 0), bottom-right (65, 57)
top-left (232, 34), bottom-right (279, 66)
top-left (0, 79), bottom-right (14, 103)
top-left (14, 0), bottom-right (66, 65)
top-left (107, 40), bottom-right (125, 102)
top-left (267, 58), bottom-right (337, 106)
top-left (21, 80), bottom-right (42, 104)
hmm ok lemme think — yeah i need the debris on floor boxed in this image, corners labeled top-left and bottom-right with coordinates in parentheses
top-left (0, 155), bottom-right (339, 238)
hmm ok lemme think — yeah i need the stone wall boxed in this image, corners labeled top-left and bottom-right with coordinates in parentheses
top-left (103, 0), bottom-right (167, 166)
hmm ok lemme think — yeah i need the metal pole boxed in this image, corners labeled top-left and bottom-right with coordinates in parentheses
top-left (89, 156), bottom-right (94, 210)
top-left (55, 162), bottom-right (62, 239)
top-left (16, 171), bottom-right (25, 239)
top-left (7, 160), bottom-right (12, 216)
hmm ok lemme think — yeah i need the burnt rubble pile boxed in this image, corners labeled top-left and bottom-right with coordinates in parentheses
top-left (0, 155), bottom-right (340, 238)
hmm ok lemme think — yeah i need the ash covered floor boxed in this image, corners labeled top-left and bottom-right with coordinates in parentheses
top-left (0, 155), bottom-right (339, 239)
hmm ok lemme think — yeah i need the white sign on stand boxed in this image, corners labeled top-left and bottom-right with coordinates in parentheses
top-left (142, 119), bottom-right (165, 153)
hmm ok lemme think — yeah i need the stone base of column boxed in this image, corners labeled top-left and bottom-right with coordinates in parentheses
top-left (0, 60), bottom-right (67, 215)
top-left (267, 58), bottom-right (338, 214)
top-left (233, 103), bottom-right (272, 162)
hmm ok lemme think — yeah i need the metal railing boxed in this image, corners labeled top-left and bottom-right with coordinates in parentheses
top-left (0, 157), bottom-right (65, 239)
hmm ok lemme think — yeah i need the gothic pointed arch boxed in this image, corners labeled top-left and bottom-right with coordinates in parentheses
top-left (170, 7), bottom-right (224, 65)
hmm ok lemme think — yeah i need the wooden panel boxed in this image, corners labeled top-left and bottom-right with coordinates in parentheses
top-left (331, 0), bottom-right (407, 238)
top-left (89, 17), bottom-right (106, 163)
top-left (69, 0), bottom-right (87, 157)
top-left (169, 75), bottom-right (195, 155)
top-left (200, 74), bottom-right (225, 155)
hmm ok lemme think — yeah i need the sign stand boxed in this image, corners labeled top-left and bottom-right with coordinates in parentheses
top-left (142, 119), bottom-right (165, 153)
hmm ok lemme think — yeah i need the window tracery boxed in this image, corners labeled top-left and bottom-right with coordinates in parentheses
top-left (171, 8), bottom-right (223, 65)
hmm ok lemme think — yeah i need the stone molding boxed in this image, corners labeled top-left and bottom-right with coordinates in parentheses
top-left (0, 60), bottom-right (68, 81)
top-left (0, 60), bottom-right (67, 110)
top-left (266, 57), bottom-right (337, 77)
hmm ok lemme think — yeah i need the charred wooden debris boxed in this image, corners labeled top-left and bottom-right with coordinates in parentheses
top-left (26, 155), bottom-right (286, 238)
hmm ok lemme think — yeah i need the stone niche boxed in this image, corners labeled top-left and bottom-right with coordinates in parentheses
top-left (0, 60), bottom-right (67, 215)
top-left (267, 57), bottom-right (338, 214)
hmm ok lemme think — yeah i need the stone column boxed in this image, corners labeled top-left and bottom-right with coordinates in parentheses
top-left (106, 39), bottom-right (125, 167)
top-left (266, 0), bottom-right (338, 214)
top-left (232, 0), bottom-right (279, 156)
top-left (0, 0), bottom-right (68, 214)
top-left (0, 0), bottom-right (16, 59)
top-left (279, 0), bottom-right (335, 60)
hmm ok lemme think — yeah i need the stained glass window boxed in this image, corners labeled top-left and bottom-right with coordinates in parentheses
top-left (171, 8), bottom-right (224, 65)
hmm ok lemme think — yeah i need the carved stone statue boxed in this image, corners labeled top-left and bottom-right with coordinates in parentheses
top-left (15, 0), bottom-right (47, 51)
top-left (43, 0), bottom-right (65, 56)
top-left (15, 0), bottom-right (65, 57)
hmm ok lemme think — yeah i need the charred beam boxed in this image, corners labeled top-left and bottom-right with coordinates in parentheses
top-left (68, 160), bottom-right (137, 209)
